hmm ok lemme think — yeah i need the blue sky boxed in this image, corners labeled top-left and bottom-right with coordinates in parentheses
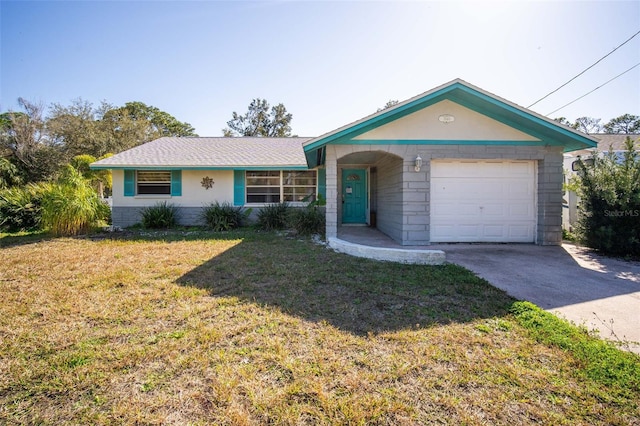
top-left (1, 1), bottom-right (639, 137)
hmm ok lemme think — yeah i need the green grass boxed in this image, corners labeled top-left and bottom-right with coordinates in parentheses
top-left (1, 229), bottom-right (638, 425)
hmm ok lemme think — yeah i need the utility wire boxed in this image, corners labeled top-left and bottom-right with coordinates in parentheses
top-left (546, 62), bottom-right (640, 115)
top-left (528, 29), bottom-right (640, 108)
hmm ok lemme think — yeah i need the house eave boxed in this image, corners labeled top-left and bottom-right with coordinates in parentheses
top-left (302, 79), bottom-right (598, 154)
top-left (90, 164), bottom-right (310, 171)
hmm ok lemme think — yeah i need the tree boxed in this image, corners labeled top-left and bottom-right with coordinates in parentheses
top-left (553, 117), bottom-right (578, 129)
top-left (100, 101), bottom-right (197, 153)
top-left (106, 102), bottom-right (196, 138)
top-left (48, 100), bottom-right (198, 159)
top-left (377, 100), bottom-right (399, 112)
top-left (70, 154), bottom-right (112, 198)
top-left (47, 99), bottom-right (107, 158)
top-left (573, 116), bottom-right (602, 134)
top-left (575, 136), bottom-right (640, 256)
top-left (604, 114), bottom-right (640, 134)
top-left (223, 98), bottom-right (293, 137)
top-left (0, 98), bottom-right (63, 183)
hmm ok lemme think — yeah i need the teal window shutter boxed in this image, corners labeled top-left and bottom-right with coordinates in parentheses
top-left (317, 168), bottom-right (326, 200)
top-left (233, 170), bottom-right (245, 206)
top-left (171, 170), bottom-right (182, 196)
top-left (124, 170), bottom-right (135, 197)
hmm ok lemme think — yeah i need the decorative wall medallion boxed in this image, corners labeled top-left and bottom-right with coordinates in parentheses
top-left (201, 176), bottom-right (214, 189)
top-left (438, 114), bottom-right (455, 124)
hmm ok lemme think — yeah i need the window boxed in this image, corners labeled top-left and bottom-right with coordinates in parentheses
top-left (245, 170), bottom-right (317, 204)
top-left (137, 171), bottom-right (171, 195)
top-left (246, 171), bottom-right (281, 203)
top-left (283, 171), bottom-right (316, 202)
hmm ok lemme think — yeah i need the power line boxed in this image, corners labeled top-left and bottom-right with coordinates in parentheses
top-left (528, 29), bottom-right (640, 108)
top-left (546, 62), bottom-right (640, 116)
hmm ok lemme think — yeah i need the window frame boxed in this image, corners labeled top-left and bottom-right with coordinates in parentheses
top-left (245, 170), bottom-right (317, 205)
top-left (136, 170), bottom-right (172, 195)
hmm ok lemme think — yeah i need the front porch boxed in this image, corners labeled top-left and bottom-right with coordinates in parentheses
top-left (330, 226), bottom-right (446, 265)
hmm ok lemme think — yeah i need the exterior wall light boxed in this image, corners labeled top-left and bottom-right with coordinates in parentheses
top-left (414, 155), bottom-right (423, 172)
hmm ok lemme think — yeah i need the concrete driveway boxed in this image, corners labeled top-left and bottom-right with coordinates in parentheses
top-left (435, 243), bottom-right (640, 354)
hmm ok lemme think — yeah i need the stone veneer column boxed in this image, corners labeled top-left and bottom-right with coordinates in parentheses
top-left (325, 147), bottom-right (339, 239)
top-left (400, 154), bottom-right (429, 245)
top-left (537, 147), bottom-right (564, 245)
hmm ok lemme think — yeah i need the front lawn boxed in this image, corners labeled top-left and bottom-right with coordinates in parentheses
top-left (1, 230), bottom-right (638, 424)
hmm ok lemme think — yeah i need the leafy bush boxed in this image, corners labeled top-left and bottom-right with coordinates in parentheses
top-left (201, 202), bottom-right (248, 231)
top-left (0, 184), bottom-right (45, 232)
top-left (0, 158), bottom-right (22, 189)
top-left (256, 202), bottom-right (290, 231)
top-left (575, 136), bottom-right (640, 257)
top-left (40, 166), bottom-right (108, 236)
top-left (289, 206), bottom-right (325, 236)
top-left (140, 201), bottom-right (179, 229)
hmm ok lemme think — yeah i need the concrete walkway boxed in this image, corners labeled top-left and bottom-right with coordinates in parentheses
top-left (437, 243), bottom-right (640, 354)
top-left (336, 227), bottom-right (640, 353)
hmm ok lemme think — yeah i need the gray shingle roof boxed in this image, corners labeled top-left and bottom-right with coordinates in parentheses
top-left (91, 137), bottom-right (313, 169)
top-left (592, 134), bottom-right (640, 151)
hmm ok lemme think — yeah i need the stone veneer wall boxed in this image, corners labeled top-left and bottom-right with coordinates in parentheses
top-left (325, 144), bottom-right (564, 246)
top-left (374, 154), bottom-right (404, 244)
top-left (111, 206), bottom-right (208, 228)
top-left (110, 206), bottom-right (316, 229)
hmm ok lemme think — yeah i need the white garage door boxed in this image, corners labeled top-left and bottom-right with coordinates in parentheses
top-left (430, 160), bottom-right (536, 242)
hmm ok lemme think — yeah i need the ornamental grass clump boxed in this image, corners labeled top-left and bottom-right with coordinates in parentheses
top-left (288, 196), bottom-right (326, 236)
top-left (256, 202), bottom-right (290, 231)
top-left (200, 201), bottom-right (248, 231)
top-left (140, 201), bottom-right (179, 229)
top-left (40, 166), bottom-right (108, 236)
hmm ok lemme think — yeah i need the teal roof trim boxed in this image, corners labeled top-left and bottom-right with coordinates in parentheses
top-left (302, 80), bottom-right (597, 154)
top-left (446, 87), bottom-right (596, 152)
top-left (331, 139), bottom-right (551, 146)
top-left (90, 165), bottom-right (309, 171)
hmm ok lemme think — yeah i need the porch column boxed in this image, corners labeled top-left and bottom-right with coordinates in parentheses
top-left (325, 147), bottom-right (338, 239)
top-left (537, 148), bottom-right (564, 245)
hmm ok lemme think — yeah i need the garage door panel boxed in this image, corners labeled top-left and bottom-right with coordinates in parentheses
top-left (483, 225), bottom-right (505, 238)
top-left (431, 160), bottom-right (536, 243)
top-left (458, 224), bottom-right (482, 238)
top-left (431, 224), bottom-right (456, 240)
top-left (507, 161), bottom-right (533, 175)
top-left (509, 203), bottom-right (533, 217)
top-left (508, 224), bottom-right (534, 239)
top-left (508, 183), bottom-right (534, 198)
top-left (481, 204), bottom-right (507, 217)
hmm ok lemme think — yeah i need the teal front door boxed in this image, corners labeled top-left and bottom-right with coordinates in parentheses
top-left (342, 169), bottom-right (367, 224)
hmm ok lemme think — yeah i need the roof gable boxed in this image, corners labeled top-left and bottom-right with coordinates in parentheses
top-left (354, 99), bottom-right (539, 142)
top-left (303, 79), bottom-right (598, 155)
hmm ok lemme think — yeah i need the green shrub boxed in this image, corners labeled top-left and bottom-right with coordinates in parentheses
top-left (140, 201), bottom-right (179, 229)
top-left (575, 136), bottom-right (640, 257)
top-left (40, 166), bottom-right (107, 236)
top-left (201, 202), bottom-right (248, 231)
top-left (0, 184), bottom-right (45, 232)
top-left (0, 158), bottom-right (22, 189)
top-left (256, 202), bottom-right (290, 231)
top-left (289, 206), bottom-right (325, 236)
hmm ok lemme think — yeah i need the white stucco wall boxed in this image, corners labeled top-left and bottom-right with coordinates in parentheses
top-left (112, 169), bottom-right (235, 207)
top-left (354, 100), bottom-right (540, 142)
